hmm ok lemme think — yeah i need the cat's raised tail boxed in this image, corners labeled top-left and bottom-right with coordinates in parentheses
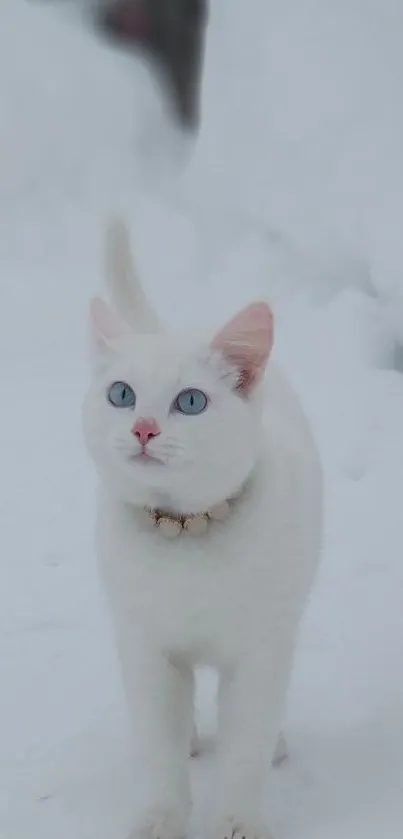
top-left (105, 218), bottom-right (162, 334)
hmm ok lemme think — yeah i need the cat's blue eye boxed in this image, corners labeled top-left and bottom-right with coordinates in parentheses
top-left (107, 381), bottom-right (136, 408)
top-left (174, 388), bottom-right (208, 415)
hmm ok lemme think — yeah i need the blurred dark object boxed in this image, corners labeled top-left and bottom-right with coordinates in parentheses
top-left (98, 0), bottom-right (208, 129)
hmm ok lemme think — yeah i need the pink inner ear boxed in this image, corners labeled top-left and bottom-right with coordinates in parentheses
top-left (90, 297), bottom-right (127, 344)
top-left (211, 302), bottom-right (274, 395)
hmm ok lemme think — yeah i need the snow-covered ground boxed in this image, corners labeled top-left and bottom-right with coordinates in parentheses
top-left (1, 1), bottom-right (403, 837)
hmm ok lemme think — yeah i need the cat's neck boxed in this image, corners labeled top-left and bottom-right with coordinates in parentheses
top-left (124, 480), bottom-right (244, 519)
top-left (112, 459), bottom-right (265, 537)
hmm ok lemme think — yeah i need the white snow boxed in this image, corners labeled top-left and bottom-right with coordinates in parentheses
top-left (1, 0), bottom-right (403, 837)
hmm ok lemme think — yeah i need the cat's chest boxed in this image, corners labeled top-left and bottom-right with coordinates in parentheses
top-left (102, 518), bottom-right (251, 607)
top-left (97, 508), bottom-right (271, 662)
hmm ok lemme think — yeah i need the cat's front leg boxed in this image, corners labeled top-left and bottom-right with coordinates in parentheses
top-left (212, 646), bottom-right (294, 839)
top-left (118, 639), bottom-right (193, 839)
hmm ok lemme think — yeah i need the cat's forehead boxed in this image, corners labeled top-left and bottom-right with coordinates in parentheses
top-left (106, 332), bottom-right (214, 388)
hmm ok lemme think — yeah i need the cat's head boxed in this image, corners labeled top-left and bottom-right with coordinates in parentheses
top-left (82, 298), bottom-right (274, 513)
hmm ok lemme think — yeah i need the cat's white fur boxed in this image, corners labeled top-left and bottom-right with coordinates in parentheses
top-left (82, 221), bottom-right (323, 839)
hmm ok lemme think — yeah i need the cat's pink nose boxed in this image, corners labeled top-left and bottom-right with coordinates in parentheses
top-left (132, 417), bottom-right (161, 446)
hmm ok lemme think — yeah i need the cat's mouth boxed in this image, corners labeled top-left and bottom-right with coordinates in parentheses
top-left (129, 452), bottom-right (164, 466)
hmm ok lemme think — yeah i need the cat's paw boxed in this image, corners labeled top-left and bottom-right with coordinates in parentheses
top-left (272, 731), bottom-right (288, 766)
top-left (190, 726), bottom-right (202, 757)
top-left (190, 736), bottom-right (201, 757)
top-left (212, 816), bottom-right (274, 839)
top-left (127, 806), bottom-right (188, 839)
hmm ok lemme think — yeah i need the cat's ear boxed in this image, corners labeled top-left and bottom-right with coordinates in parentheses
top-left (89, 296), bottom-right (129, 352)
top-left (211, 302), bottom-right (274, 395)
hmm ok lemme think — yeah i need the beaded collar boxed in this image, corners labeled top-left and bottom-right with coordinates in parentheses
top-left (142, 499), bottom-right (230, 538)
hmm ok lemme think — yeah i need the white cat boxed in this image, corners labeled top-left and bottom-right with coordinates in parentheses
top-left (82, 221), bottom-right (323, 839)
